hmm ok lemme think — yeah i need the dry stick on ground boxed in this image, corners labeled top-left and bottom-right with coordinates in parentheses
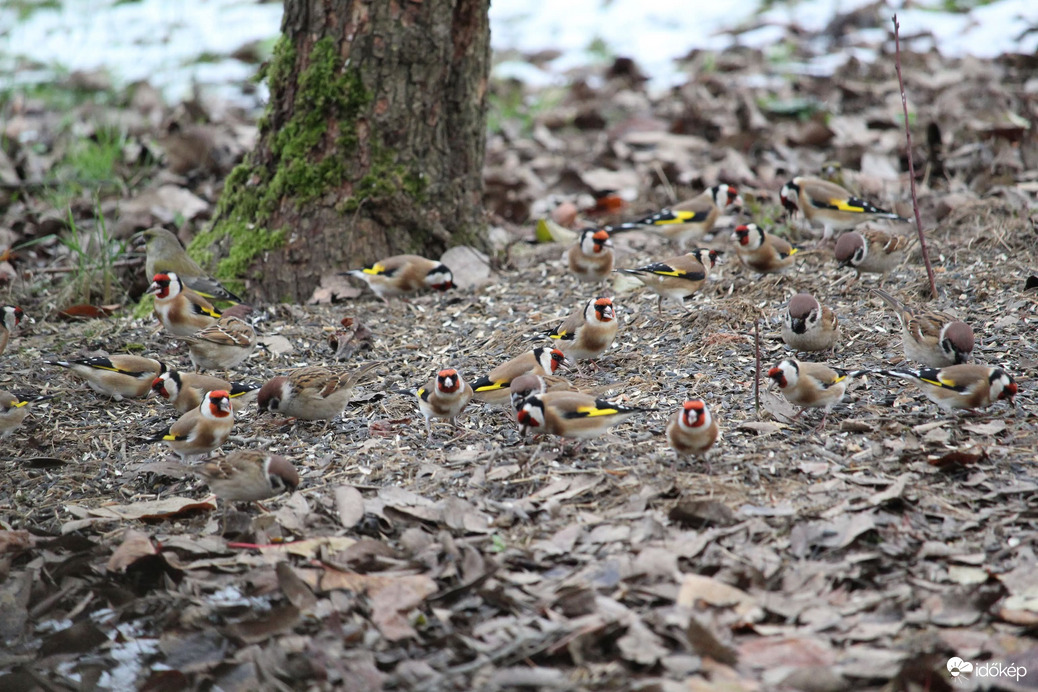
top-left (892, 14), bottom-right (938, 300)
top-left (754, 318), bottom-right (761, 418)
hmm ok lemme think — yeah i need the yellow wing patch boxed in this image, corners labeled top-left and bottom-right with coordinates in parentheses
top-left (576, 405), bottom-right (619, 417)
top-left (788, 248), bottom-right (799, 256)
top-left (830, 198), bottom-right (865, 213)
top-left (474, 381), bottom-right (506, 393)
top-left (362, 263), bottom-right (387, 276)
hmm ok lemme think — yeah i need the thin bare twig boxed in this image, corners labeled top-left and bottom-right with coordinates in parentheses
top-left (892, 14), bottom-right (938, 300)
top-left (754, 319), bottom-right (761, 418)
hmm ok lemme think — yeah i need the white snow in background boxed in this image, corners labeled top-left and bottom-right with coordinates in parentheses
top-left (1, 0), bottom-right (1035, 102)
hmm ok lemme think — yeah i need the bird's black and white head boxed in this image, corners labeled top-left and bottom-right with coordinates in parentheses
top-left (265, 454), bottom-right (300, 494)
top-left (579, 228), bottom-right (612, 256)
top-left (733, 224), bottom-right (764, 249)
top-left (690, 248), bottom-right (722, 270)
top-left (833, 232), bottom-right (867, 268)
top-left (779, 180), bottom-right (800, 216)
top-left (767, 359), bottom-right (799, 389)
top-left (516, 394), bottom-right (546, 432)
top-left (785, 293), bottom-right (821, 335)
top-left (712, 184), bottom-right (740, 210)
top-left (990, 369), bottom-right (1017, 405)
top-left (151, 371), bottom-right (181, 400)
top-left (2, 306), bottom-right (24, 332)
top-left (940, 321), bottom-right (975, 365)
top-left (510, 373), bottom-right (547, 413)
top-left (425, 264), bottom-right (454, 292)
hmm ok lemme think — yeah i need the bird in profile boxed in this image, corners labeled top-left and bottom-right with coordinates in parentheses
top-left (767, 358), bottom-right (861, 430)
top-left (875, 365), bottom-right (1016, 412)
top-left (175, 316), bottom-right (256, 371)
top-left (516, 391), bottom-right (655, 451)
top-left (619, 248), bottom-right (720, 314)
top-left (732, 224), bottom-right (798, 274)
top-left (0, 390), bottom-right (53, 438)
top-left (342, 255), bottom-right (454, 302)
top-left (609, 184), bottom-right (740, 246)
top-left (151, 369), bottom-right (260, 414)
top-left (548, 297), bottom-right (618, 366)
top-left (471, 347), bottom-right (570, 406)
top-left (46, 355), bottom-right (166, 400)
top-left (833, 230), bottom-right (912, 285)
top-left (199, 449), bottom-right (299, 503)
top-left (257, 363), bottom-right (379, 421)
top-left (146, 272), bottom-right (222, 336)
top-left (780, 176), bottom-right (907, 243)
top-left (872, 289), bottom-right (974, 367)
top-left (0, 306), bottom-right (24, 357)
top-left (138, 228), bottom-right (243, 302)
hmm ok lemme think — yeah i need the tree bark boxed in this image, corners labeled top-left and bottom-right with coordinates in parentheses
top-left (197, 0), bottom-right (490, 303)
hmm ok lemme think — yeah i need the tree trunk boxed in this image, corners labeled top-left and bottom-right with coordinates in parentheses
top-left (194, 0), bottom-right (490, 303)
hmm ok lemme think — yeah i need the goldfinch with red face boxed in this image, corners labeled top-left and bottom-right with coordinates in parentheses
top-left (548, 297), bottom-right (618, 364)
top-left (767, 359), bottom-right (859, 430)
top-left (257, 363), bottom-right (378, 421)
top-left (878, 365), bottom-right (1016, 412)
top-left (0, 306), bottom-right (25, 357)
top-left (199, 449), bottom-right (299, 502)
top-left (145, 389), bottom-right (234, 461)
top-left (46, 355), bottom-right (166, 400)
top-left (472, 347), bottom-right (570, 406)
top-left (666, 399), bottom-right (719, 466)
top-left (568, 229), bottom-right (615, 283)
top-left (342, 255), bottom-right (454, 302)
top-left (610, 185), bottom-right (740, 246)
top-left (516, 391), bottom-right (654, 443)
top-left (412, 368), bottom-right (475, 440)
top-left (780, 176), bottom-right (907, 242)
top-left (139, 228), bottom-right (243, 303)
top-left (146, 272), bottom-right (222, 337)
top-left (151, 369), bottom-right (260, 414)
top-left (619, 248), bottom-right (720, 314)
top-left (508, 372), bottom-right (582, 413)
top-left (873, 289), bottom-right (974, 367)
top-left (175, 316), bottom-right (256, 371)
top-left (834, 230), bottom-right (912, 283)
top-left (781, 293), bottom-right (839, 354)
top-left (732, 224), bottom-right (798, 274)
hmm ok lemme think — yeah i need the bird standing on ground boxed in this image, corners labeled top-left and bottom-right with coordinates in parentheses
top-left (413, 368), bottom-right (475, 440)
top-left (568, 229), bottom-right (615, 283)
top-left (151, 369), bottom-right (260, 414)
top-left (781, 293), bottom-right (840, 354)
top-left (147, 272), bottom-right (222, 337)
top-left (257, 363), bottom-right (379, 421)
top-left (780, 176), bottom-right (907, 242)
top-left (609, 184), bottom-right (740, 246)
top-left (833, 229), bottom-right (912, 284)
top-left (342, 255), bottom-right (454, 301)
top-left (516, 391), bottom-right (655, 446)
top-left (472, 347), bottom-right (570, 406)
top-left (145, 389), bottom-right (234, 461)
top-left (732, 224), bottom-right (798, 274)
top-left (620, 248), bottom-right (719, 314)
top-left (199, 449), bottom-right (299, 502)
top-left (175, 316), bottom-right (256, 371)
top-left (872, 289), bottom-right (974, 367)
top-left (548, 297), bottom-right (619, 365)
top-left (0, 390), bottom-right (40, 437)
top-left (876, 365), bottom-right (1016, 412)
top-left (46, 355), bottom-right (165, 400)
top-left (139, 228), bottom-right (243, 302)
top-left (666, 399), bottom-right (720, 467)
top-left (0, 306), bottom-right (24, 357)
top-left (767, 358), bottom-right (858, 430)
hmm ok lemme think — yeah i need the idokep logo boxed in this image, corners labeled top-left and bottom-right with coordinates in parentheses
top-left (948, 657), bottom-right (1028, 685)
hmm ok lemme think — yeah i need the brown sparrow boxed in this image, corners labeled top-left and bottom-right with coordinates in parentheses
top-left (781, 293), bottom-right (839, 354)
top-left (833, 229), bottom-right (912, 283)
top-left (342, 254), bottom-right (454, 301)
top-left (872, 289), bottom-right (974, 367)
top-left (472, 347), bottom-right (570, 406)
top-left (199, 449), bottom-right (299, 502)
top-left (46, 355), bottom-right (166, 400)
top-left (732, 224), bottom-right (798, 274)
top-left (257, 363), bottom-right (379, 421)
top-left (567, 228), bottom-right (615, 283)
top-left (175, 316), bottom-right (256, 371)
top-left (780, 176), bottom-right (906, 242)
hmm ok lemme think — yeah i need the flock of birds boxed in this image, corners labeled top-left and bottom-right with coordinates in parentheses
top-left (0, 174), bottom-right (1021, 514)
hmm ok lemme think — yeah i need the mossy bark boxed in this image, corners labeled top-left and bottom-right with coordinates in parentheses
top-left (194, 0), bottom-right (490, 303)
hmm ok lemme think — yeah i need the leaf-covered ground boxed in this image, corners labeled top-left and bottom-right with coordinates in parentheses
top-left (2, 7), bottom-right (1037, 691)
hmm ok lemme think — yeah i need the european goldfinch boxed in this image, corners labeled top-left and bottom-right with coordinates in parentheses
top-left (508, 372), bottom-right (581, 413)
top-left (619, 248), bottom-right (720, 314)
top-left (0, 306), bottom-right (24, 357)
top-left (414, 368), bottom-right (475, 440)
top-left (732, 224), bottom-right (798, 274)
top-left (199, 449), bottom-right (299, 502)
top-left (833, 229), bottom-right (912, 284)
top-left (767, 358), bottom-right (859, 430)
top-left (567, 228), bottom-right (615, 283)
top-left (0, 390), bottom-right (32, 437)
top-left (781, 293), bottom-right (840, 354)
top-left (877, 365), bottom-right (1016, 412)
top-left (151, 369), bottom-right (260, 414)
top-left (139, 228), bottom-right (243, 302)
top-left (611, 185), bottom-right (740, 246)
top-left (146, 272), bottom-right (222, 337)
top-left (666, 399), bottom-right (720, 466)
top-left (472, 347), bottom-right (570, 406)
top-left (257, 363), bottom-right (379, 421)
top-left (175, 316), bottom-right (256, 371)
top-left (548, 297), bottom-right (618, 365)
top-left (516, 391), bottom-right (654, 442)
top-left (872, 289), bottom-right (974, 367)
top-left (46, 355), bottom-right (166, 400)
top-left (146, 389), bottom-right (234, 461)
top-left (342, 255), bottom-right (454, 301)
top-left (780, 176), bottom-right (907, 242)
